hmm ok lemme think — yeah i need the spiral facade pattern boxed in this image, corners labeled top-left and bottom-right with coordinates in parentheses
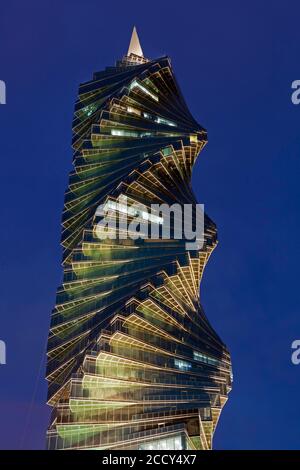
top-left (46, 39), bottom-right (232, 450)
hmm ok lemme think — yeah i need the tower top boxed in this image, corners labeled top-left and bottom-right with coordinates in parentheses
top-left (127, 26), bottom-right (143, 57)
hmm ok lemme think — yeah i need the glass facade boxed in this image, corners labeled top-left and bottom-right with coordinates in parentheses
top-left (46, 29), bottom-right (232, 450)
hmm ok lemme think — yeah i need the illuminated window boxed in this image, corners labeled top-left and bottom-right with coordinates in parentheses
top-left (111, 129), bottom-right (153, 138)
top-left (162, 147), bottom-right (172, 156)
top-left (111, 129), bottom-right (138, 137)
top-left (193, 350), bottom-right (220, 366)
top-left (127, 106), bottom-right (141, 116)
top-left (103, 199), bottom-right (163, 225)
top-left (174, 359), bottom-right (191, 371)
top-left (155, 117), bottom-right (176, 127)
top-left (129, 80), bottom-right (159, 102)
top-left (138, 435), bottom-right (184, 450)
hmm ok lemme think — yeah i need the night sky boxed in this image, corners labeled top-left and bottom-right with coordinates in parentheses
top-left (0, 0), bottom-right (299, 449)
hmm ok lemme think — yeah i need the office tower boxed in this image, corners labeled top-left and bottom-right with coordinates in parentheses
top-left (46, 27), bottom-right (232, 450)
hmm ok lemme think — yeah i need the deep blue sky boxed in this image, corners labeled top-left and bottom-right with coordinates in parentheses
top-left (0, 0), bottom-right (299, 450)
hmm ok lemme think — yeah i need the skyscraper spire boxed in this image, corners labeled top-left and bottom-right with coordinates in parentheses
top-left (127, 26), bottom-right (143, 57)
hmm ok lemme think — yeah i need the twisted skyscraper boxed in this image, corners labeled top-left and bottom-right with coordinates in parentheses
top-left (46, 28), bottom-right (232, 450)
